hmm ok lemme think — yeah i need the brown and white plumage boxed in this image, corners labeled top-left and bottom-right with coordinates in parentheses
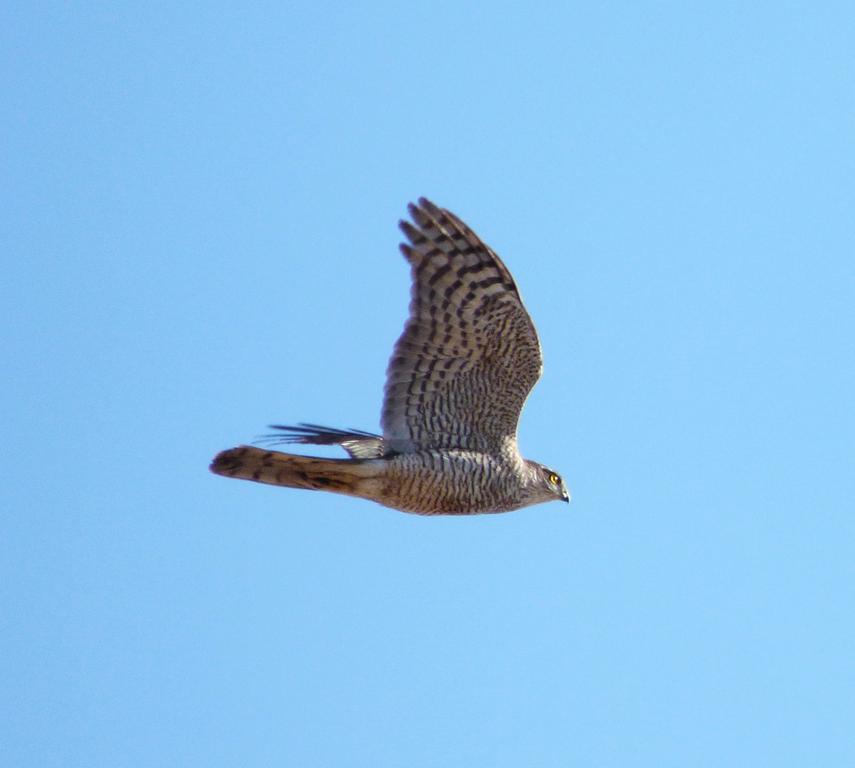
top-left (382, 200), bottom-right (543, 454)
top-left (210, 198), bottom-right (569, 515)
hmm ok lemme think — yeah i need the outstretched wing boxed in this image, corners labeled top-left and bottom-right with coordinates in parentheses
top-left (381, 198), bottom-right (543, 454)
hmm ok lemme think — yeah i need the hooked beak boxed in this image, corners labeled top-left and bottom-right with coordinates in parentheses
top-left (562, 489), bottom-right (571, 503)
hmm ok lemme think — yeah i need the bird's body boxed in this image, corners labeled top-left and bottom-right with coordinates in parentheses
top-left (383, 447), bottom-right (530, 515)
top-left (211, 199), bottom-right (570, 515)
top-left (213, 444), bottom-right (555, 516)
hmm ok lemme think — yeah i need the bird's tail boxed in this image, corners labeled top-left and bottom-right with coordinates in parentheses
top-left (210, 446), bottom-right (383, 498)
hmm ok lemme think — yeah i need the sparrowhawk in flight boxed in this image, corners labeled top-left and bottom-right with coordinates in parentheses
top-left (210, 198), bottom-right (570, 514)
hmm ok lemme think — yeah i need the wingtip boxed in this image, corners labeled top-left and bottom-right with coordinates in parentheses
top-left (417, 197), bottom-right (440, 216)
top-left (407, 197), bottom-right (443, 221)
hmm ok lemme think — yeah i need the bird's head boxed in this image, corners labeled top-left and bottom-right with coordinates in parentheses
top-left (526, 461), bottom-right (571, 505)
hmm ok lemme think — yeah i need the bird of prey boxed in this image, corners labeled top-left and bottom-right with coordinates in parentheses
top-left (210, 198), bottom-right (569, 515)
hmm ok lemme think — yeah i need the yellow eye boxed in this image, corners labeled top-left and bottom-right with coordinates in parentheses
top-left (548, 472), bottom-right (560, 485)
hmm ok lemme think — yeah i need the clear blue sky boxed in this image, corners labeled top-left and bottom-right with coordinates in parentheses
top-left (3, 2), bottom-right (854, 766)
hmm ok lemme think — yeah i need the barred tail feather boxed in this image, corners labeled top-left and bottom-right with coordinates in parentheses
top-left (210, 446), bottom-right (383, 499)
